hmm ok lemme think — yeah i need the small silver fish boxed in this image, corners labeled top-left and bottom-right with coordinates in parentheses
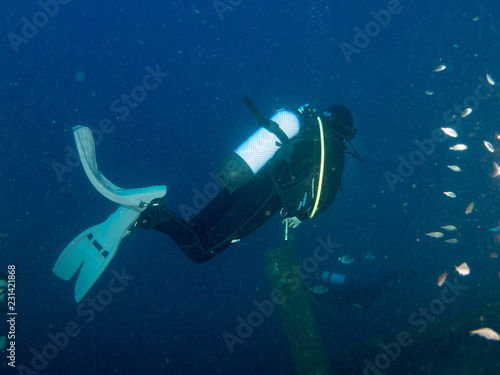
top-left (470, 328), bottom-right (500, 341)
top-left (339, 255), bottom-right (354, 264)
top-left (310, 284), bottom-right (329, 294)
top-left (484, 140), bottom-right (494, 153)
top-left (445, 238), bottom-right (459, 244)
top-left (441, 127), bottom-right (458, 138)
top-left (486, 74), bottom-right (496, 86)
top-left (494, 162), bottom-right (500, 178)
top-left (363, 251), bottom-right (376, 260)
top-left (444, 191), bottom-right (457, 198)
top-left (455, 262), bottom-right (470, 276)
top-left (450, 144), bottom-right (468, 151)
top-left (447, 165), bottom-right (461, 172)
top-left (441, 225), bottom-right (457, 231)
top-left (433, 65), bottom-right (446, 72)
top-left (426, 232), bottom-right (444, 238)
top-left (460, 108), bottom-right (472, 118)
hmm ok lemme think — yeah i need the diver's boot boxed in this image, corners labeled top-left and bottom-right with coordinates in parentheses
top-left (53, 126), bottom-right (166, 302)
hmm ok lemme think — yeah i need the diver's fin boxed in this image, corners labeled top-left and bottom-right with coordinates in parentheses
top-left (73, 125), bottom-right (167, 209)
top-left (53, 206), bottom-right (139, 302)
top-left (54, 126), bottom-right (167, 302)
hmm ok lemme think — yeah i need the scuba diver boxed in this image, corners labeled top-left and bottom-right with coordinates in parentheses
top-left (53, 97), bottom-right (361, 302)
top-left (0, 271), bottom-right (7, 352)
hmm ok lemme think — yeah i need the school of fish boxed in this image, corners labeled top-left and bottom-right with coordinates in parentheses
top-left (426, 72), bottom-right (499, 344)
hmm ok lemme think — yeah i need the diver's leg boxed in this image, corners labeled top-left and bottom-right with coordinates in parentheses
top-left (194, 171), bottom-right (283, 257)
top-left (139, 205), bottom-right (209, 263)
top-left (140, 171), bottom-right (282, 263)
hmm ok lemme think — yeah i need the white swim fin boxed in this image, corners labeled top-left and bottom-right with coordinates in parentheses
top-left (73, 125), bottom-right (166, 209)
top-left (54, 126), bottom-right (166, 302)
top-left (53, 206), bottom-right (139, 302)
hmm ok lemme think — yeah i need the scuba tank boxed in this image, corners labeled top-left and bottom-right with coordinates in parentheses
top-left (320, 271), bottom-right (346, 286)
top-left (235, 110), bottom-right (300, 174)
top-left (214, 97), bottom-right (301, 193)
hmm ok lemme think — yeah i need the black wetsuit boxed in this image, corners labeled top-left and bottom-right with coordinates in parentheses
top-left (312, 271), bottom-right (410, 309)
top-left (140, 116), bottom-right (347, 263)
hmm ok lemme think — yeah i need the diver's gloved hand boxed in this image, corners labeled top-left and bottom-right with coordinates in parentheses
top-left (282, 217), bottom-right (302, 229)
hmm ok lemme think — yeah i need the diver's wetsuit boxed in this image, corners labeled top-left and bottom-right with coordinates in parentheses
top-left (313, 271), bottom-right (409, 309)
top-left (140, 117), bottom-right (347, 263)
top-left (315, 277), bottom-right (383, 309)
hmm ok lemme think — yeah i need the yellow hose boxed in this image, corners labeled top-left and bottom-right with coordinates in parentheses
top-left (309, 116), bottom-right (325, 218)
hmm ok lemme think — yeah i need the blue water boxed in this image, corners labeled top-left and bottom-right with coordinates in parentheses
top-left (1, 0), bottom-right (500, 374)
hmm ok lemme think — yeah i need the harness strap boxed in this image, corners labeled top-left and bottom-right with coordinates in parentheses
top-left (242, 96), bottom-right (290, 146)
top-left (346, 139), bottom-right (363, 162)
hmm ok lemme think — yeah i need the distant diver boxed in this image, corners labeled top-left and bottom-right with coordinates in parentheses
top-left (53, 98), bottom-right (361, 302)
top-left (310, 271), bottom-right (407, 309)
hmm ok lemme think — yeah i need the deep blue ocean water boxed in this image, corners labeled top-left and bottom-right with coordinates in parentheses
top-left (1, 1), bottom-right (500, 374)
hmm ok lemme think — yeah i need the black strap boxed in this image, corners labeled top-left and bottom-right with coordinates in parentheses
top-left (346, 139), bottom-right (363, 162)
top-left (242, 96), bottom-right (289, 146)
top-left (329, 127), bottom-right (363, 162)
